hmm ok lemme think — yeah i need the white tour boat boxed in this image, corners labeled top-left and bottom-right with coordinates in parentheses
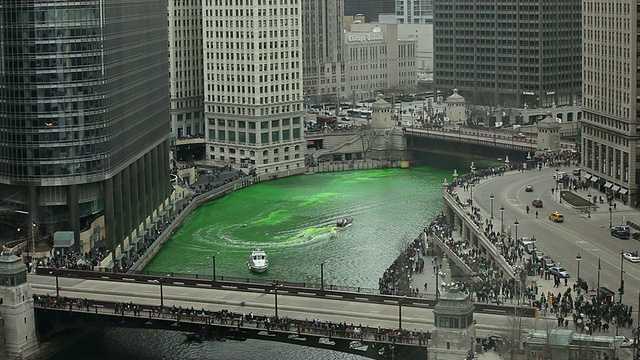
top-left (247, 249), bottom-right (269, 273)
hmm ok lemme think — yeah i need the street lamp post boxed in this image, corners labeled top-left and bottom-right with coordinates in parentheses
top-left (514, 219), bottom-right (520, 241)
top-left (490, 193), bottom-right (495, 219)
top-left (588, 192), bottom-right (591, 218)
top-left (398, 295), bottom-right (406, 329)
top-left (500, 205), bottom-right (505, 233)
top-left (453, 169), bottom-right (458, 185)
top-left (609, 205), bottom-right (613, 228)
top-left (575, 252), bottom-right (582, 281)
top-left (152, 279), bottom-right (164, 307)
top-left (320, 262), bottom-right (325, 290)
top-left (274, 280), bottom-right (281, 318)
top-left (208, 252), bottom-right (220, 282)
top-left (49, 271), bottom-right (59, 297)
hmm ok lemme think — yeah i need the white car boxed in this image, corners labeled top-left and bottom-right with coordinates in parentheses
top-left (623, 252), bottom-right (640, 263)
top-left (621, 336), bottom-right (636, 347)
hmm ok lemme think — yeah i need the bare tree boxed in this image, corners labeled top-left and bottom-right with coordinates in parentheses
top-left (359, 129), bottom-right (382, 161)
top-left (500, 306), bottom-right (532, 360)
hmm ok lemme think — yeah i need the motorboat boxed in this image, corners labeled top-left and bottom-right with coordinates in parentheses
top-left (336, 217), bottom-right (353, 227)
top-left (247, 249), bottom-right (269, 273)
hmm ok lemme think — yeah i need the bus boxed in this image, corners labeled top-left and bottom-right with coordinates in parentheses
top-left (347, 108), bottom-right (372, 119)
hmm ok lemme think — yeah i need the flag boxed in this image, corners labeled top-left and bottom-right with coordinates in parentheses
top-left (598, 258), bottom-right (601, 270)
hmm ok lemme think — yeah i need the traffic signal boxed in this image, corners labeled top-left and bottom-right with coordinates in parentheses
top-left (535, 308), bottom-right (541, 321)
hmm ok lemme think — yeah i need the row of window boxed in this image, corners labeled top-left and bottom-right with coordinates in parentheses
top-left (208, 129), bottom-right (301, 142)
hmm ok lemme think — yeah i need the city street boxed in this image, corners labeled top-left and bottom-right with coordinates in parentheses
top-left (468, 165), bottom-right (640, 305)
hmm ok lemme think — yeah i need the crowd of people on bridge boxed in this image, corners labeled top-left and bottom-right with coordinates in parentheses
top-left (33, 294), bottom-right (430, 347)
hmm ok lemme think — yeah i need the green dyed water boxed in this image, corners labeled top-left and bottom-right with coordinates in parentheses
top-left (144, 166), bottom-right (449, 288)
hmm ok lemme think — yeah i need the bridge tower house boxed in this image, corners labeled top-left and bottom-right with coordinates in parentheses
top-left (536, 112), bottom-right (562, 152)
top-left (0, 252), bottom-right (38, 359)
top-left (445, 89), bottom-right (466, 126)
top-left (428, 287), bottom-right (476, 359)
top-left (370, 95), bottom-right (393, 129)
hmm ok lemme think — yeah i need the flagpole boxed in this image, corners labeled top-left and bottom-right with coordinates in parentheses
top-left (596, 258), bottom-right (601, 299)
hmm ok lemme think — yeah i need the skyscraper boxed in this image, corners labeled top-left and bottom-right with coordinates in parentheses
top-left (203, 0), bottom-right (306, 176)
top-left (0, 1), bottom-right (172, 268)
top-left (433, 1), bottom-right (581, 109)
top-left (169, 0), bottom-right (205, 139)
top-left (302, 0), bottom-right (345, 103)
top-left (395, 0), bottom-right (433, 24)
top-left (581, 0), bottom-right (637, 205)
top-left (343, 0), bottom-right (394, 21)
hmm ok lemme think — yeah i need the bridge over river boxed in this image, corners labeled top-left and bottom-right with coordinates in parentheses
top-left (29, 270), bottom-right (545, 359)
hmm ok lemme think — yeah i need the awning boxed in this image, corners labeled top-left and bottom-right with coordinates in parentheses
top-left (159, 209), bottom-right (168, 217)
top-left (145, 222), bottom-right (155, 230)
top-left (590, 176), bottom-right (599, 183)
top-left (583, 174), bottom-right (592, 180)
top-left (124, 244), bottom-right (134, 252)
top-left (116, 253), bottom-right (125, 260)
top-left (612, 185), bottom-right (620, 192)
top-left (131, 236), bottom-right (141, 244)
top-left (604, 182), bottom-right (613, 189)
top-left (596, 178), bottom-right (606, 186)
top-left (105, 262), bottom-right (115, 269)
top-left (619, 188), bottom-right (629, 194)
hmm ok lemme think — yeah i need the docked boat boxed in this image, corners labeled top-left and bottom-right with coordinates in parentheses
top-left (247, 249), bottom-right (269, 273)
top-left (336, 217), bottom-right (353, 227)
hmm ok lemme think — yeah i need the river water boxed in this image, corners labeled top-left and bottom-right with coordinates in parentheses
top-left (51, 156), bottom-right (489, 360)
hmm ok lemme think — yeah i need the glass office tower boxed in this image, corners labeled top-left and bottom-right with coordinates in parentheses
top-left (0, 1), bottom-right (172, 268)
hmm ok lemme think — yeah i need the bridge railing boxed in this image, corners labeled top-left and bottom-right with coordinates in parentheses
top-left (404, 128), bottom-right (535, 152)
top-left (33, 294), bottom-right (431, 347)
top-left (35, 268), bottom-right (536, 317)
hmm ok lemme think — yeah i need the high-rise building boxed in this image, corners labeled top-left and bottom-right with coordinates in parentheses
top-left (302, 0), bottom-right (345, 104)
top-left (395, 0), bottom-right (433, 24)
top-left (203, 0), bottom-right (306, 176)
top-left (0, 0), bottom-right (172, 268)
top-left (433, 1), bottom-right (582, 109)
top-left (169, 0), bottom-right (205, 139)
top-left (581, 0), bottom-right (637, 205)
top-left (344, 0), bottom-right (394, 21)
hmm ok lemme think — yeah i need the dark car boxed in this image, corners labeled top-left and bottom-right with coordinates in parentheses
top-left (611, 225), bottom-right (631, 239)
top-left (525, 185), bottom-right (533, 192)
top-left (532, 198), bottom-right (543, 208)
top-left (633, 232), bottom-right (640, 240)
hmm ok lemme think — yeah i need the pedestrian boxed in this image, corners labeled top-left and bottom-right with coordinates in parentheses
top-left (551, 188), bottom-right (555, 194)
top-left (424, 282), bottom-right (428, 291)
top-left (614, 202), bottom-right (617, 210)
top-left (535, 210), bottom-right (538, 218)
top-left (526, 205), bottom-right (530, 214)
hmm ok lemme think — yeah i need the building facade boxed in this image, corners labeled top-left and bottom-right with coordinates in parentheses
top-left (343, 0), bottom-right (395, 22)
top-left (168, 0), bottom-right (205, 139)
top-left (433, 1), bottom-right (582, 109)
top-left (0, 0), bottom-right (173, 267)
top-left (345, 23), bottom-right (417, 101)
top-left (302, 0), bottom-right (345, 104)
top-left (581, 0), bottom-right (638, 205)
top-left (395, 0), bottom-right (433, 24)
top-left (203, 0), bottom-right (306, 177)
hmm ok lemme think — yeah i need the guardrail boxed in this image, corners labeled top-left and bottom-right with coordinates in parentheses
top-left (405, 128), bottom-right (534, 152)
top-left (442, 191), bottom-right (517, 280)
top-left (36, 268), bottom-right (535, 317)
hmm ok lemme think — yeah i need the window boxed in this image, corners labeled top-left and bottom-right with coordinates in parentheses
top-left (249, 133), bottom-right (256, 144)
top-left (227, 120), bottom-right (235, 127)
top-left (218, 130), bottom-right (226, 140)
top-left (238, 121), bottom-right (246, 128)
top-left (272, 131), bottom-right (279, 142)
top-left (261, 132), bottom-right (268, 143)
top-left (282, 129), bottom-right (290, 140)
top-left (249, 122), bottom-right (256, 129)
top-left (229, 131), bottom-right (236, 141)
top-left (219, 147), bottom-right (225, 153)
top-left (293, 128), bottom-right (300, 138)
top-left (271, 120), bottom-right (280, 127)
top-left (239, 132), bottom-right (246, 142)
top-left (218, 119), bottom-right (225, 126)
top-left (261, 121), bottom-right (269, 129)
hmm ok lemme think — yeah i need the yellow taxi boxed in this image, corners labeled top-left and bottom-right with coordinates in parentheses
top-left (549, 212), bottom-right (564, 223)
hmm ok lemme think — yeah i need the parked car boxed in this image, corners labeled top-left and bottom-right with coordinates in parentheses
top-left (548, 266), bottom-right (570, 278)
top-left (621, 336), bottom-right (637, 347)
top-left (572, 169), bottom-right (581, 176)
top-left (633, 232), bottom-right (640, 241)
top-left (611, 225), bottom-right (631, 239)
top-left (623, 252), bottom-right (640, 263)
top-left (533, 250), bottom-right (545, 261)
top-left (525, 185), bottom-right (533, 192)
top-left (542, 256), bottom-right (556, 269)
top-left (549, 212), bottom-right (564, 222)
top-left (532, 198), bottom-right (543, 208)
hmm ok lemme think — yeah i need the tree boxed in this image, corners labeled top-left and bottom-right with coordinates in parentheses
top-left (359, 129), bottom-right (382, 161)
